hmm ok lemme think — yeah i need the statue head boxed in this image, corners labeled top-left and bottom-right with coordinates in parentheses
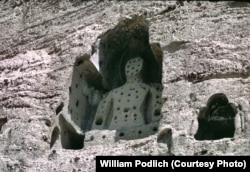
top-left (125, 57), bottom-right (144, 82)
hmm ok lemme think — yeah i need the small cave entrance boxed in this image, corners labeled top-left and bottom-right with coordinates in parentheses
top-left (55, 102), bottom-right (64, 115)
top-left (195, 93), bottom-right (236, 140)
top-left (59, 114), bottom-right (84, 150)
top-left (0, 117), bottom-right (8, 132)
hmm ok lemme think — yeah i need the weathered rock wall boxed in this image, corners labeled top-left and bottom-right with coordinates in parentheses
top-left (153, 1), bottom-right (250, 155)
top-left (0, 1), bottom-right (249, 171)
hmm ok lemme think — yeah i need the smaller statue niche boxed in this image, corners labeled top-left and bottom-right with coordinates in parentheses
top-left (91, 57), bottom-right (162, 140)
top-left (194, 93), bottom-right (236, 140)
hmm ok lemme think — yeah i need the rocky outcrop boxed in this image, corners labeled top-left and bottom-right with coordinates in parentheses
top-left (0, 1), bottom-right (250, 171)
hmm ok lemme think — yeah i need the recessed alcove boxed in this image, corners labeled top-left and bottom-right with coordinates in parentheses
top-left (95, 15), bottom-right (162, 91)
top-left (59, 114), bottom-right (84, 150)
top-left (195, 93), bottom-right (236, 140)
top-left (0, 117), bottom-right (7, 132)
top-left (50, 126), bottom-right (59, 149)
top-left (55, 102), bottom-right (64, 115)
top-left (91, 16), bottom-right (163, 141)
top-left (57, 15), bottom-right (163, 148)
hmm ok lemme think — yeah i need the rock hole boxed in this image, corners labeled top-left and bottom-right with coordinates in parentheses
top-left (123, 108), bottom-right (129, 113)
top-left (69, 87), bottom-right (72, 94)
top-left (56, 102), bottom-right (64, 115)
top-left (102, 135), bottom-right (106, 139)
top-left (95, 117), bottom-right (103, 125)
top-left (154, 109), bottom-right (161, 116)
top-left (195, 93), bottom-right (236, 141)
top-left (90, 135), bottom-right (94, 141)
top-left (45, 119), bottom-right (52, 127)
top-left (189, 93), bottom-right (197, 102)
top-left (0, 117), bottom-right (8, 132)
top-left (153, 126), bottom-right (158, 132)
top-left (138, 130), bottom-right (142, 134)
top-left (76, 60), bottom-right (83, 66)
top-left (59, 115), bottom-right (84, 150)
top-left (119, 132), bottom-right (124, 137)
top-left (75, 100), bottom-right (79, 107)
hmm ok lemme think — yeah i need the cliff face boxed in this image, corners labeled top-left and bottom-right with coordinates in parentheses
top-left (0, 1), bottom-right (249, 171)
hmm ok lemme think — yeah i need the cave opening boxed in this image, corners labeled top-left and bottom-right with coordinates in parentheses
top-left (195, 93), bottom-right (236, 140)
top-left (0, 117), bottom-right (7, 132)
top-left (59, 114), bottom-right (84, 150)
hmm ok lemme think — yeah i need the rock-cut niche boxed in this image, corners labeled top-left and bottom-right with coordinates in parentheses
top-left (56, 16), bottom-right (163, 149)
top-left (194, 93), bottom-right (236, 140)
